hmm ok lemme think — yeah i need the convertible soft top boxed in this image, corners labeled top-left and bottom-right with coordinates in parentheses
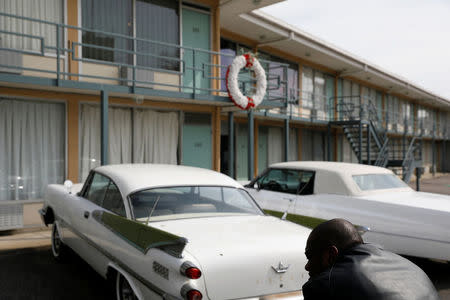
top-left (269, 161), bottom-right (396, 196)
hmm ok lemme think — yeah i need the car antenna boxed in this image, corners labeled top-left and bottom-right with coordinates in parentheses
top-left (146, 195), bottom-right (161, 226)
top-left (281, 177), bottom-right (310, 221)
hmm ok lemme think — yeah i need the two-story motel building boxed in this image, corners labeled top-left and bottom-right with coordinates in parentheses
top-left (0, 0), bottom-right (449, 229)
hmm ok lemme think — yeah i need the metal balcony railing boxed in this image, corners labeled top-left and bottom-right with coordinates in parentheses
top-left (0, 12), bottom-right (289, 105)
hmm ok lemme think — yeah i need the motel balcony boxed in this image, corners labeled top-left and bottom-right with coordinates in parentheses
top-left (0, 12), bottom-right (447, 140)
top-left (0, 12), bottom-right (292, 109)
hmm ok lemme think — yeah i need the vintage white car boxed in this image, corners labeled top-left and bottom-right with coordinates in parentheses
top-left (40, 164), bottom-right (311, 300)
top-left (245, 161), bottom-right (450, 262)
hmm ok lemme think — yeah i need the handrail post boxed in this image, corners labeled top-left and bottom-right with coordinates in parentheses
top-left (228, 112), bottom-right (234, 179)
top-left (367, 125), bottom-right (371, 165)
top-left (56, 24), bottom-right (60, 86)
top-left (284, 118), bottom-right (289, 162)
top-left (327, 123), bottom-right (332, 161)
top-left (192, 50), bottom-right (196, 95)
top-left (132, 35), bottom-right (136, 94)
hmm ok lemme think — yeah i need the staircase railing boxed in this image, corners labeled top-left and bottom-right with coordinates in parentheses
top-left (402, 137), bottom-right (421, 183)
top-left (374, 138), bottom-right (389, 167)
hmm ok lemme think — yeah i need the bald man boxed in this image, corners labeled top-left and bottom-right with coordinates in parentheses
top-left (302, 219), bottom-right (439, 300)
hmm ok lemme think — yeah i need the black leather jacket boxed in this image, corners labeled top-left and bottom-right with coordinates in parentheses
top-left (302, 243), bottom-right (439, 300)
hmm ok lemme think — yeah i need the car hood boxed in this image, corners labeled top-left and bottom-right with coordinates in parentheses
top-left (357, 190), bottom-right (450, 213)
top-left (150, 215), bottom-right (310, 300)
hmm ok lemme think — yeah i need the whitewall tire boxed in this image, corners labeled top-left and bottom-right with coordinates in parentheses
top-left (116, 273), bottom-right (138, 300)
top-left (51, 222), bottom-right (67, 261)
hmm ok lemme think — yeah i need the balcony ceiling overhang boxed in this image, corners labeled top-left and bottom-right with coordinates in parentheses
top-left (221, 9), bottom-right (450, 109)
top-left (219, 0), bottom-right (285, 16)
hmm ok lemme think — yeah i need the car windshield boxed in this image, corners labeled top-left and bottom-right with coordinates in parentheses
top-left (353, 174), bottom-right (409, 191)
top-left (129, 186), bottom-right (263, 222)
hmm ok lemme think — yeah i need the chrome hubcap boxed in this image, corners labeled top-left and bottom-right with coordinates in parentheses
top-left (52, 225), bottom-right (61, 255)
top-left (119, 276), bottom-right (137, 300)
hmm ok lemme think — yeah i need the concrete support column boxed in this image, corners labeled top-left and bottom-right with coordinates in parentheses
top-left (213, 106), bottom-right (221, 172)
top-left (101, 90), bottom-right (109, 165)
top-left (247, 110), bottom-right (254, 180)
top-left (327, 123), bottom-right (332, 161)
top-left (358, 122), bottom-right (363, 163)
top-left (367, 126), bottom-right (371, 164)
top-left (228, 112), bottom-right (234, 179)
top-left (284, 118), bottom-right (289, 161)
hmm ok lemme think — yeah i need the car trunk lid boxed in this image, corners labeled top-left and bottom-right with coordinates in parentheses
top-left (150, 215), bottom-right (310, 300)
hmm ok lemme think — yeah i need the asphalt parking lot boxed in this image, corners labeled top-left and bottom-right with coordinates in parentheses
top-left (409, 173), bottom-right (450, 195)
top-left (0, 173), bottom-right (449, 299)
top-left (0, 241), bottom-right (449, 299)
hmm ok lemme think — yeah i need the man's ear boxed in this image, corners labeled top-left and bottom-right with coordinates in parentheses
top-left (327, 245), bottom-right (339, 265)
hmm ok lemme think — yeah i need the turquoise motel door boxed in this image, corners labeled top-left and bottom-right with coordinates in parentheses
top-left (258, 126), bottom-right (268, 173)
top-left (182, 113), bottom-right (212, 169)
top-left (182, 7), bottom-right (211, 94)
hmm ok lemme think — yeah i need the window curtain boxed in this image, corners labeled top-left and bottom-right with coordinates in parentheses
top-left (0, 99), bottom-right (65, 201)
top-left (288, 68), bottom-right (299, 116)
top-left (0, 0), bottom-right (62, 52)
top-left (314, 71), bottom-right (325, 119)
top-left (79, 104), bottom-right (179, 182)
top-left (301, 67), bottom-right (313, 110)
top-left (301, 128), bottom-right (312, 161)
top-left (133, 109), bottom-right (179, 164)
top-left (79, 105), bottom-right (132, 181)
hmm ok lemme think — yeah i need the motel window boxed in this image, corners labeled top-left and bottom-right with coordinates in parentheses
top-left (0, 0), bottom-right (64, 53)
top-left (82, 0), bottom-right (180, 70)
top-left (301, 67), bottom-right (334, 120)
top-left (301, 67), bottom-right (314, 109)
top-left (79, 104), bottom-right (180, 182)
top-left (0, 99), bottom-right (66, 201)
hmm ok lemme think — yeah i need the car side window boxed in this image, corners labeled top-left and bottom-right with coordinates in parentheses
top-left (85, 173), bottom-right (109, 206)
top-left (257, 169), bottom-right (315, 195)
top-left (103, 181), bottom-right (126, 217)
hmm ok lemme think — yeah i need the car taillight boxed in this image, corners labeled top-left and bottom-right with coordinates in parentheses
top-left (181, 284), bottom-right (203, 300)
top-left (187, 290), bottom-right (202, 300)
top-left (180, 261), bottom-right (202, 279)
top-left (185, 267), bottom-right (202, 279)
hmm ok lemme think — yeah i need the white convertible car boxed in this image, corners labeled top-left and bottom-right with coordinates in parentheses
top-left (245, 161), bottom-right (450, 262)
top-left (40, 164), bottom-right (311, 300)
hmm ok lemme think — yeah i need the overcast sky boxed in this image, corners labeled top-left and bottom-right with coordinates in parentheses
top-left (261, 0), bottom-right (450, 100)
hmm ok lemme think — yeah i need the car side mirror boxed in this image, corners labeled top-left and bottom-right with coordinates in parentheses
top-left (255, 182), bottom-right (262, 191)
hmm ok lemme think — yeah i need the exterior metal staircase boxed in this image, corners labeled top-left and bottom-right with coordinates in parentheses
top-left (329, 97), bottom-right (422, 182)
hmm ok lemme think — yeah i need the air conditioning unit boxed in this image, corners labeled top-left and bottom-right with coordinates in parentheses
top-left (120, 66), bottom-right (154, 89)
top-left (0, 50), bottom-right (23, 74)
top-left (0, 202), bottom-right (23, 230)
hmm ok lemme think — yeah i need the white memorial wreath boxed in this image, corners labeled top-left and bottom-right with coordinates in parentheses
top-left (226, 54), bottom-right (267, 110)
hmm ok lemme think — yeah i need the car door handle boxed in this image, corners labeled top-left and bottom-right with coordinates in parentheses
top-left (83, 211), bottom-right (90, 219)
